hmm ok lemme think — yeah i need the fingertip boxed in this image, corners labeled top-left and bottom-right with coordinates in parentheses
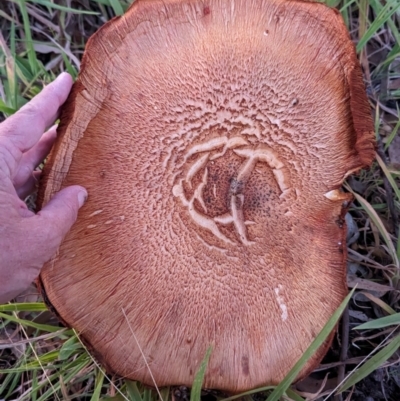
top-left (1, 74), bottom-right (74, 153)
top-left (37, 185), bottom-right (88, 240)
top-left (77, 187), bottom-right (88, 208)
top-left (56, 185), bottom-right (87, 208)
top-left (40, 124), bottom-right (58, 147)
top-left (47, 124), bottom-right (59, 135)
top-left (45, 73), bottom-right (73, 106)
top-left (55, 72), bottom-right (73, 86)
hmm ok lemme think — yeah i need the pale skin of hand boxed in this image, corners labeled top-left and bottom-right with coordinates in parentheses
top-left (0, 73), bottom-right (87, 304)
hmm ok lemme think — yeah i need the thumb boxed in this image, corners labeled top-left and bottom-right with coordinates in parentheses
top-left (37, 185), bottom-right (87, 242)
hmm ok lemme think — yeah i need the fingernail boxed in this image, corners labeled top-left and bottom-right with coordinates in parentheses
top-left (77, 190), bottom-right (88, 208)
top-left (57, 72), bottom-right (68, 80)
top-left (55, 72), bottom-right (73, 85)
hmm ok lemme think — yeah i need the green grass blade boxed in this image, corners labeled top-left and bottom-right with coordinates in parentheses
top-left (0, 27), bottom-right (17, 111)
top-left (27, 0), bottom-right (100, 14)
top-left (59, 335), bottom-right (83, 360)
top-left (12, 354), bottom-right (91, 400)
top-left (361, 292), bottom-right (397, 315)
top-left (126, 380), bottom-right (143, 401)
top-left (376, 154), bottom-right (400, 202)
top-left (15, 56), bottom-right (35, 87)
top-left (286, 388), bottom-right (306, 401)
top-left (354, 313), bottom-right (400, 330)
top-left (18, 0), bottom-right (39, 76)
top-left (9, 22), bottom-right (17, 110)
top-left (61, 52), bottom-right (78, 79)
top-left (160, 387), bottom-right (170, 401)
top-left (0, 100), bottom-right (17, 115)
top-left (4, 370), bottom-right (23, 399)
top-left (0, 302), bottom-right (47, 312)
top-left (91, 368), bottom-right (106, 401)
top-left (0, 311), bottom-right (64, 333)
top-left (345, 183), bottom-right (399, 268)
top-left (339, 0), bottom-right (357, 28)
top-left (384, 114), bottom-right (400, 151)
top-left (356, 1), bottom-right (399, 52)
top-left (142, 388), bottom-right (152, 401)
top-left (0, 366), bottom-right (21, 395)
top-left (32, 369), bottom-right (38, 401)
top-left (220, 387), bottom-right (275, 401)
top-left (397, 230), bottom-right (400, 261)
top-left (0, 350), bottom-right (59, 373)
top-left (337, 335), bottom-right (400, 393)
top-left (35, 357), bottom-right (92, 401)
top-left (0, 347), bottom-right (32, 396)
top-left (110, 0), bottom-right (125, 15)
top-left (325, 0), bottom-right (341, 7)
top-left (379, 43), bottom-right (400, 70)
top-left (190, 346), bottom-right (212, 401)
top-left (369, 0), bottom-right (400, 48)
top-left (266, 289), bottom-right (355, 401)
top-left (91, 0), bottom-right (130, 11)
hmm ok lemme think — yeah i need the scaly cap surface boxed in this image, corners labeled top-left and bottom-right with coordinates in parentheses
top-left (39, 0), bottom-right (375, 392)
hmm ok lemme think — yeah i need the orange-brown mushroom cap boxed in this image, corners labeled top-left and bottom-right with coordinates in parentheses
top-left (38, 0), bottom-right (375, 393)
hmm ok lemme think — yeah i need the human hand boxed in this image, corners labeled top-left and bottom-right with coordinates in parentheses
top-left (0, 73), bottom-right (87, 304)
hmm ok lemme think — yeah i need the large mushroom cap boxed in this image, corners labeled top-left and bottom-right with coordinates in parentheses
top-left (38, 0), bottom-right (375, 393)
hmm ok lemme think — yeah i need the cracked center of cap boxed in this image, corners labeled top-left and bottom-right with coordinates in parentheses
top-left (173, 135), bottom-right (291, 247)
